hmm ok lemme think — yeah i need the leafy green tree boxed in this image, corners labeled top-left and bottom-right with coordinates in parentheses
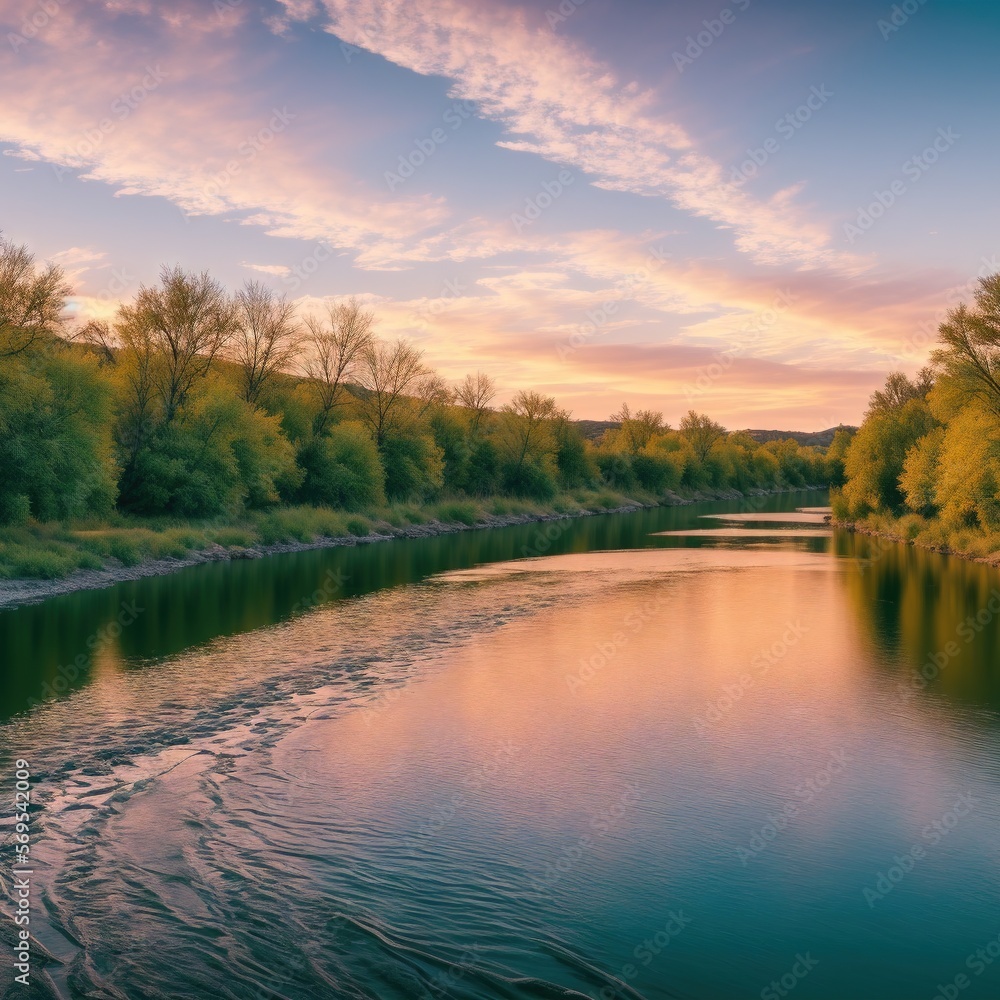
top-left (899, 427), bottom-right (945, 517)
top-left (0, 349), bottom-right (116, 523)
top-left (679, 411), bottom-right (726, 462)
top-left (610, 403), bottom-right (666, 454)
top-left (841, 397), bottom-right (935, 516)
top-left (380, 433), bottom-right (445, 502)
top-left (297, 421), bottom-right (385, 510)
top-left (931, 275), bottom-right (1000, 417)
top-left (932, 409), bottom-right (1000, 530)
top-left (116, 266), bottom-right (236, 423)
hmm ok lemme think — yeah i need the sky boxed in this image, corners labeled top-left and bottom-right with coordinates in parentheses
top-left (1, 0), bottom-right (998, 428)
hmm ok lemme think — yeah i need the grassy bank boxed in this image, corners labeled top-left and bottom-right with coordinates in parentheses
top-left (0, 488), bottom-right (655, 582)
top-left (0, 483), bottom-right (829, 586)
top-left (832, 508), bottom-right (1000, 567)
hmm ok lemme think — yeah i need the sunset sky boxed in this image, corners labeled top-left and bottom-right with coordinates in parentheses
top-left (2, 0), bottom-right (997, 427)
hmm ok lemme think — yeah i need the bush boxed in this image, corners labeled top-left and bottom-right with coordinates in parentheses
top-left (297, 422), bottom-right (386, 511)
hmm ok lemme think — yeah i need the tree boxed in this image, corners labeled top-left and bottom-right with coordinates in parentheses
top-left (610, 402), bottom-right (665, 454)
top-left (232, 281), bottom-right (300, 406)
top-left (0, 235), bottom-right (70, 357)
top-left (496, 390), bottom-right (559, 497)
top-left (866, 369), bottom-right (933, 416)
top-left (455, 372), bottom-right (497, 436)
top-left (302, 297), bottom-right (373, 436)
top-left (840, 396), bottom-right (935, 516)
top-left (297, 421), bottom-right (385, 510)
top-left (679, 410), bottom-right (725, 462)
top-left (931, 275), bottom-right (1000, 417)
top-left (0, 347), bottom-right (117, 523)
top-left (900, 427), bottom-right (945, 517)
top-left (116, 266), bottom-right (236, 423)
top-left (357, 337), bottom-right (431, 446)
top-left (932, 409), bottom-right (1000, 530)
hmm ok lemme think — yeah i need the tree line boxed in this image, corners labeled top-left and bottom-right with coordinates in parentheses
top-left (836, 273), bottom-right (1000, 536)
top-left (0, 235), bottom-right (837, 526)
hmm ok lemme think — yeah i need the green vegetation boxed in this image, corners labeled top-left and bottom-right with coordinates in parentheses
top-left (835, 273), bottom-right (1000, 562)
top-left (0, 234), bottom-right (837, 579)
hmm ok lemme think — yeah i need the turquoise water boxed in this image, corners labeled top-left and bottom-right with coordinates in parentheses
top-left (1, 491), bottom-right (999, 999)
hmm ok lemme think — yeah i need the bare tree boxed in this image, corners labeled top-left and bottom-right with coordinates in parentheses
top-left (414, 371), bottom-right (453, 420)
top-left (358, 337), bottom-right (431, 446)
top-left (232, 281), bottom-right (301, 406)
top-left (0, 235), bottom-right (70, 357)
top-left (74, 319), bottom-right (117, 365)
top-left (116, 266), bottom-right (236, 422)
top-left (456, 371), bottom-right (497, 435)
top-left (302, 297), bottom-right (374, 436)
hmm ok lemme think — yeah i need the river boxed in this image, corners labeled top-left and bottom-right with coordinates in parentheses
top-left (1, 490), bottom-right (999, 999)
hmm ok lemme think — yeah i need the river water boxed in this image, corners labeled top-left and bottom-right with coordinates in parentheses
top-left (1, 491), bottom-right (999, 1000)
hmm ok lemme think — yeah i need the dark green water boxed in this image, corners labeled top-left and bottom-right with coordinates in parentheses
top-left (1, 490), bottom-right (999, 999)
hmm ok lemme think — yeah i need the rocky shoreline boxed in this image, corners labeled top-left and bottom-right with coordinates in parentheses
top-left (0, 485), bottom-right (825, 611)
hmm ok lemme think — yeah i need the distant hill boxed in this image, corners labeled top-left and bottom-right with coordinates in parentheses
top-left (572, 421), bottom-right (856, 449)
top-left (574, 419), bottom-right (620, 441)
top-left (743, 427), bottom-right (856, 448)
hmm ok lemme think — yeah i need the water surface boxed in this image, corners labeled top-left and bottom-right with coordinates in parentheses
top-left (1, 491), bottom-right (999, 999)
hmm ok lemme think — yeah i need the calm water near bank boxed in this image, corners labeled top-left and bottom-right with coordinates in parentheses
top-left (1, 490), bottom-right (999, 999)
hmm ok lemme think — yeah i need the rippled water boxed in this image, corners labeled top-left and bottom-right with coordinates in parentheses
top-left (2, 491), bottom-right (1000, 999)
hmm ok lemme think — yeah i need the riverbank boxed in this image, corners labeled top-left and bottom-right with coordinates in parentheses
top-left (0, 485), bottom-right (825, 610)
top-left (832, 515), bottom-right (1000, 569)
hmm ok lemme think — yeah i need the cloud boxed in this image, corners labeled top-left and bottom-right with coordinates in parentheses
top-left (0, 0), bottom-right (448, 252)
top-left (303, 0), bottom-right (855, 269)
top-left (241, 262), bottom-right (293, 277)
